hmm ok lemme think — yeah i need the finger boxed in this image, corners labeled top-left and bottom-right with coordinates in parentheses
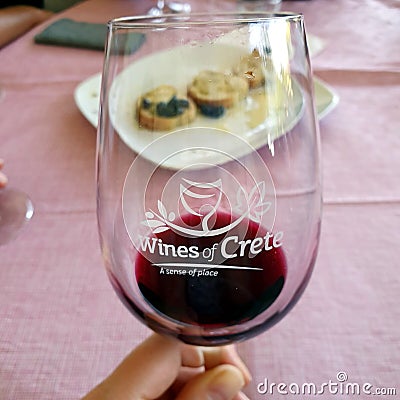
top-left (0, 159), bottom-right (7, 188)
top-left (180, 344), bottom-right (205, 367)
top-left (176, 364), bottom-right (246, 400)
top-left (0, 171), bottom-right (7, 188)
top-left (82, 334), bottom-right (182, 400)
top-left (181, 344), bottom-right (251, 384)
top-left (172, 368), bottom-right (250, 400)
top-left (202, 345), bottom-right (252, 384)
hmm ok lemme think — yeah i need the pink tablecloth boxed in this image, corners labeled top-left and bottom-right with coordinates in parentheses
top-left (0, 0), bottom-right (399, 399)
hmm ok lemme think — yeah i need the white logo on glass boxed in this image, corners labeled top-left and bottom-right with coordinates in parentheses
top-left (141, 178), bottom-right (271, 237)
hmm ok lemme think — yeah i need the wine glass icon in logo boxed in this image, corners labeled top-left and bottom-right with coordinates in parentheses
top-left (141, 178), bottom-right (223, 236)
top-left (179, 178), bottom-right (222, 235)
top-left (141, 178), bottom-right (272, 238)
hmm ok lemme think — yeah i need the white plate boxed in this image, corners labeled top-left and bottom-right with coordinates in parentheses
top-left (74, 72), bottom-right (338, 130)
top-left (74, 41), bottom-right (338, 169)
top-left (313, 76), bottom-right (340, 119)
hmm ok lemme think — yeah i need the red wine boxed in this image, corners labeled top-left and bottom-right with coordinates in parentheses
top-left (135, 211), bottom-right (286, 327)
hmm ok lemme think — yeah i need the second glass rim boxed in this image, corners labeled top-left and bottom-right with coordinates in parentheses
top-left (108, 11), bottom-right (303, 30)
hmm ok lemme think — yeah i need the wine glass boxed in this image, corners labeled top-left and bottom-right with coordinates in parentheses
top-left (148, 0), bottom-right (191, 16)
top-left (97, 12), bottom-right (322, 346)
top-left (0, 161), bottom-right (34, 246)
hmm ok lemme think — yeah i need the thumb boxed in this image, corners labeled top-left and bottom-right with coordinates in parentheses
top-left (176, 364), bottom-right (246, 400)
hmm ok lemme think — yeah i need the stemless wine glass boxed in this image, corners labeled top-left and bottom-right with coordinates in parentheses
top-left (97, 12), bottom-right (322, 346)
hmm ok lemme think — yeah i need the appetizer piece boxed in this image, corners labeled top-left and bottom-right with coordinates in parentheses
top-left (137, 85), bottom-right (196, 131)
top-left (234, 49), bottom-right (265, 89)
top-left (188, 70), bottom-right (249, 117)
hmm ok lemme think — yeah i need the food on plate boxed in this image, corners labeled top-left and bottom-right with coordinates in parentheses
top-left (234, 49), bottom-right (265, 89)
top-left (137, 85), bottom-right (196, 131)
top-left (188, 70), bottom-right (249, 117)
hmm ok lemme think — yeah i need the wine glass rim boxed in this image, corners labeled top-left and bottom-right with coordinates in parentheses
top-left (108, 11), bottom-right (303, 29)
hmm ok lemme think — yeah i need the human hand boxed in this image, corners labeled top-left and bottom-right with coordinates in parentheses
top-left (0, 159), bottom-right (8, 188)
top-left (0, 6), bottom-right (52, 48)
top-left (82, 333), bottom-right (251, 400)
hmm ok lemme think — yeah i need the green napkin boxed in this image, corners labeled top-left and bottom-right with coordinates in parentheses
top-left (34, 18), bottom-right (145, 53)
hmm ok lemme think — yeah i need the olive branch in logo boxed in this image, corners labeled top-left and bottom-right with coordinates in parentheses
top-left (235, 181), bottom-right (271, 223)
top-left (141, 179), bottom-right (271, 237)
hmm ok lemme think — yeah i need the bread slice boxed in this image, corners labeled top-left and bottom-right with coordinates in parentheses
top-left (188, 70), bottom-right (249, 109)
top-left (137, 85), bottom-right (196, 131)
top-left (234, 49), bottom-right (265, 89)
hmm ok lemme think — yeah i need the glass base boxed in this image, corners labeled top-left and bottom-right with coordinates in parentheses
top-left (0, 189), bottom-right (34, 246)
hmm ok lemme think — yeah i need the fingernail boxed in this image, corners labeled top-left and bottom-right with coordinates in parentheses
top-left (207, 366), bottom-right (245, 400)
